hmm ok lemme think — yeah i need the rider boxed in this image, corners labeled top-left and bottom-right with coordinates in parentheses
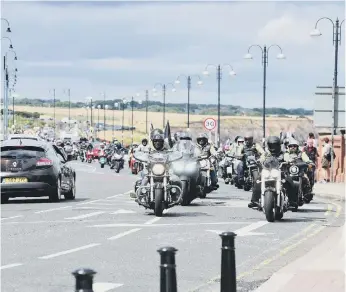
top-left (230, 136), bottom-right (245, 188)
top-left (284, 138), bottom-right (314, 200)
top-left (302, 138), bottom-right (318, 187)
top-left (137, 138), bottom-right (150, 153)
top-left (248, 136), bottom-right (284, 208)
top-left (194, 133), bottom-right (219, 189)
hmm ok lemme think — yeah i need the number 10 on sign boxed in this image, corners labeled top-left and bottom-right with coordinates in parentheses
top-left (204, 118), bottom-right (216, 131)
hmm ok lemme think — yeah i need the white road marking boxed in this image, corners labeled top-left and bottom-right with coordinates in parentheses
top-left (111, 209), bottom-right (136, 215)
top-left (34, 206), bottom-right (72, 214)
top-left (107, 228), bottom-right (141, 240)
top-left (144, 209), bottom-right (170, 225)
top-left (76, 199), bottom-right (102, 205)
top-left (106, 194), bottom-right (124, 199)
top-left (0, 263), bottom-right (24, 270)
top-left (90, 221), bottom-right (248, 228)
top-left (0, 215), bottom-right (23, 221)
top-left (206, 221), bottom-right (271, 237)
top-left (65, 211), bottom-right (105, 220)
top-left (38, 243), bottom-right (100, 259)
top-left (93, 282), bottom-right (124, 292)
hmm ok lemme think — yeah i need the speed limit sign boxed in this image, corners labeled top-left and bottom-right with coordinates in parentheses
top-left (204, 118), bottom-right (217, 131)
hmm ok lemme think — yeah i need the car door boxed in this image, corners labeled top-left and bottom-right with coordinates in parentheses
top-left (52, 145), bottom-right (72, 191)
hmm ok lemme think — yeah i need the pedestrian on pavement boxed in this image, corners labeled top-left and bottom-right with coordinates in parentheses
top-left (320, 137), bottom-right (332, 183)
top-left (308, 132), bottom-right (318, 148)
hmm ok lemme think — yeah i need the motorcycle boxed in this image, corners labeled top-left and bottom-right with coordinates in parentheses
top-left (171, 156), bottom-right (200, 206)
top-left (243, 155), bottom-right (259, 191)
top-left (111, 150), bottom-right (124, 173)
top-left (99, 151), bottom-right (107, 169)
top-left (130, 155), bottom-right (143, 175)
top-left (86, 150), bottom-right (94, 163)
top-left (79, 149), bottom-right (86, 162)
top-left (64, 144), bottom-right (73, 160)
top-left (222, 154), bottom-right (234, 184)
top-left (259, 156), bottom-right (288, 222)
top-left (134, 151), bottom-right (183, 217)
top-left (197, 155), bottom-right (215, 198)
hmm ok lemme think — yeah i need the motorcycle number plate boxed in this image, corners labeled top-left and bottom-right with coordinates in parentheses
top-left (227, 167), bottom-right (232, 174)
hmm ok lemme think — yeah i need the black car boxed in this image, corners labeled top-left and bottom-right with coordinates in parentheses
top-left (1, 139), bottom-right (76, 203)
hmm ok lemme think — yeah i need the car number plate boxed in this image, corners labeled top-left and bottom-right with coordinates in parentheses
top-left (2, 177), bottom-right (28, 183)
top-left (227, 167), bottom-right (232, 174)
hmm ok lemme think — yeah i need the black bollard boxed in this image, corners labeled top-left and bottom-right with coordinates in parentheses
top-left (158, 246), bottom-right (178, 292)
top-left (219, 232), bottom-right (237, 292)
top-left (72, 268), bottom-right (96, 292)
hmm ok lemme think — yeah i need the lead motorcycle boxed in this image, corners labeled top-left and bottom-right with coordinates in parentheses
top-left (259, 156), bottom-right (288, 222)
top-left (134, 151), bottom-right (183, 217)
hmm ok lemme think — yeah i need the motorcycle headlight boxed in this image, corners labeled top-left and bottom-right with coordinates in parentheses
top-left (289, 165), bottom-right (299, 175)
top-left (262, 169), bottom-right (280, 179)
top-left (152, 164), bottom-right (165, 176)
top-left (200, 160), bottom-right (207, 168)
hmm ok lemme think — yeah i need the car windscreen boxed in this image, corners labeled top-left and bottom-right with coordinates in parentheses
top-left (1, 146), bottom-right (46, 159)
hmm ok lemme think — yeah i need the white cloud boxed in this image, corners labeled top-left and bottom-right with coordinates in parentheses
top-left (2, 1), bottom-right (345, 108)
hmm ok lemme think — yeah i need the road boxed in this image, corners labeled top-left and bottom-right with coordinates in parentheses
top-left (1, 161), bottom-right (344, 292)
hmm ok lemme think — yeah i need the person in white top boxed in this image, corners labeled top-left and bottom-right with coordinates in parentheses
top-left (320, 137), bottom-right (331, 183)
top-left (308, 132), bottom-right (318, 148)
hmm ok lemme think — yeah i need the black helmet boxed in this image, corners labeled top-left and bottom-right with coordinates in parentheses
top-left (267, 136), bottom-right (281, 155)
top-left (196, 133), bottom-right (208, 147)
top-left (152, 133), bottom-right (164, 151)
top-left (179, 131), bottom-right (192, 141)
top-left (151, 128), bottom-right (164, 140)
top-left (234, 135), bottom-right (241, 142)
top-left (174, 132), bottom-right (181, 142)
top-left (142, 138), bottom-right (148, 146)
top-left (244, 135), bottom-right (253, 147)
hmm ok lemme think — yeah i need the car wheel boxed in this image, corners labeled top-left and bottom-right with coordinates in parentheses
top-left (49, 178), bottom-right (62, 202)
top-left (64, 178), bottom-right (76, 200)
top-left (1, 195), bottom-right (9, 204)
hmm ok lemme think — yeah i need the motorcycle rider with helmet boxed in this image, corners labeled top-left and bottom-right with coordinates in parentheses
top-left (229, 136), bottom-right (246, 188)
top-left (248, 136), bottom-right (285, 208)
top-left (137, 138), bottom-right (150, 153)
top-left (131, 130), bottom-right (181, 198)
top-left (194, 133), bottom-right (219, 189)
top-left (302, 138), bottom-right (319, 187)
top-left (284, 138), bottom-right (314, 201)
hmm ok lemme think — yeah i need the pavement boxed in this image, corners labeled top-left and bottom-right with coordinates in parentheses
top-left (313, 182), bottom-right (345, 201)
top-left (1, 161), bottom-right (345, 292)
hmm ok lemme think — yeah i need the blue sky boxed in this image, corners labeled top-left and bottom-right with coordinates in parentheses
top-left (1, 1), bottom-right (345, 109)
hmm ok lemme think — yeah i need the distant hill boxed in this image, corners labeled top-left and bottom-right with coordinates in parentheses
top-left (13, 97), bottom-right (313, 117)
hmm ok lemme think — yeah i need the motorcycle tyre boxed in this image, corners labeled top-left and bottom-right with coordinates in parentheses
top-left (263, 190), bottom-right (276, 222)
top-left (154, 188), bottom-right (164, 217)
top-left (100, 164), bottom-right (105, 169)
top-left (181, 181), bottom-right (190, 206)
top-left (115, 162), bottom-right (121, 173)
top-left (243, 181), bottom-right (252, 192)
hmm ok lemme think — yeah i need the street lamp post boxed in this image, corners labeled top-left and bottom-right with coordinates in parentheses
top-left (49, 89), bottom-right (56, 139)
top-left (202, 64), bottom-right (236, 147)
top-left (104, 105), bottom-right (109, 140)
top-left (102, 92), bottom-right (106, 140)
top-left (175, 74), bottom-right (203, 128)
top-left (113, 102), bottom-right (118, 138)
top-left (131, 94), bottom-right (142, 145)
top-left (145, 90), bottom-right (149, 134)
top-left (97, 105), bottom-right (101, 138)
top-left (244, 45), bottom-right (286, 145)
top-left (121, 99), bottom-right (127, 145)
top-left (152, 83), bottom-right (176, 128)
top-left (63, 89), bottom-right (71, 131)
top-left (310, 17), bottom-right (345, 135)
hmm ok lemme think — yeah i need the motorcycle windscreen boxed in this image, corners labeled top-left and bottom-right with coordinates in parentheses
top-left (168, 151), bottom-right (183, 162)
top-left (178, 140), bottom-right (195, 155)
top-left (133, 151), bottom-right (149, 163)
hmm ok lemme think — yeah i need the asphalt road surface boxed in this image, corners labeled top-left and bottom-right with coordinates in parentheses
top-left (1, 161), bottom-right (344, 292)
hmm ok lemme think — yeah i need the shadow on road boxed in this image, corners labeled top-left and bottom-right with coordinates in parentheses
top-left (298, 208), bottom-right (330, 213)
top-left (279, 217), bottom-right (327, 223)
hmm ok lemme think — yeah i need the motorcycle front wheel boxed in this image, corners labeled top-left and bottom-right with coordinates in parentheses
top-left (181, 181), bottom-right (190, 206)
top-left (115, 162), bottom-right (120, 173)
top-left (264, 190), bottom-right (276, 222)
top-left (154, 188), bottom-right (164, 217)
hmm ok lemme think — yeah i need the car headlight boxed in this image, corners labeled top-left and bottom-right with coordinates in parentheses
top-left (289, 165), bottom-right (299, 175)
top-left (152, 164), bottom-right (165, 176)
